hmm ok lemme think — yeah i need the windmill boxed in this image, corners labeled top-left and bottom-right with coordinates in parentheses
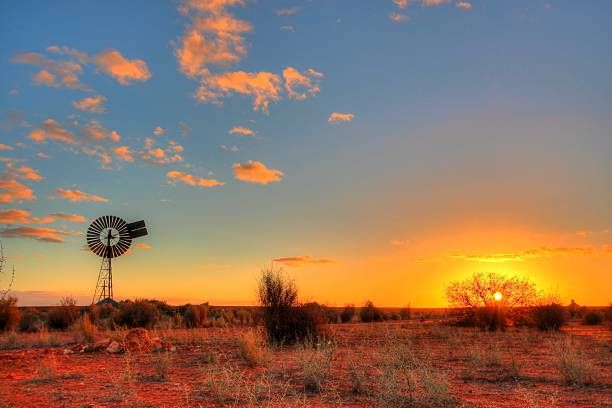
top-left (87, 216), bottom-right (148, 304)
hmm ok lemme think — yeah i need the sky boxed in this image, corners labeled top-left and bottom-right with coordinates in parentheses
top-left (0, 0), bottom-right (611, 307)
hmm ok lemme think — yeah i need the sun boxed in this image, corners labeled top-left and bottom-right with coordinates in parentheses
top-left (493, 292), bottom-right (503, 301)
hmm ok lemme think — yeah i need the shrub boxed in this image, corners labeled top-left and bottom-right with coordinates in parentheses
top-left (532, 303), bottom-right (566, 331)
top-left (183, 304), bottom-right (209, 328)
top-left (555, 337), bottom-right (595, 386)
top-left (257, 267), bottom-right (325, 345)
top-left (237, 330), bottom-right (264, 368)
top-left (360, 301), bottom-right (383, 323)
top-left (19, 308), bottom-right (45, 332)
top-left (340, 304), bottom-right (355, 323)
top-left (76, 314), bottom-right (97, 343)
top-left (399, 305), bottom-right (411, 320)
top-left (582, 312), bottom-right (602, 325)
top-left (115, 299), bottom-right (160, 328)
top-left (0, 296), bottom-right (20, 332)
top-left (47, 297), bottom-right (79, 330)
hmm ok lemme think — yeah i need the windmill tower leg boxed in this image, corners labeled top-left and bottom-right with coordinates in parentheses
top-left (93, 255), bottom-right (112, 304)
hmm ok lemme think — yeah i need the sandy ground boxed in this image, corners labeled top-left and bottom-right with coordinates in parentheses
top-left (0, 321), bottom-right (610, 407)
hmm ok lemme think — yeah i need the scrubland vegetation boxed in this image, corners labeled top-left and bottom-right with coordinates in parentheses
top-left (0, 270), bottom-right (610, 406)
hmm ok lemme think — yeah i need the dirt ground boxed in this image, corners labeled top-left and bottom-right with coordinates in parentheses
top-left (0, 321), bottom-right (610, 407)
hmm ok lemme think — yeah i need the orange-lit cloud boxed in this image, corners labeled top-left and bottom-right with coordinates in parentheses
top-left (154, 126), bottom-right (165, 136)
top-left (0, 209), bottom-right (54, 224)
top-left (455, 1), bottom-right (471, 9)
top-left (389, 12), bottom-right (408, 22)
top-left (113, 146), bottom-right (134, 162)
top-left (133, 243), bottom-right (152, 249)
top-left (93, 49), bottom-right (152, 85)
top-left (0, 226), bottom-right (80, 243)
top-left (273, 256), bottom-right (335, 267)
top-left (233, 160), bottom-right (283, 184)
top-left (140, 138), bottom-right (184, 165)
top-left (82, 120), bottom-right (121, 143)
top-left (29, 119), bottom-right (77, 145)
top-left (196, 70), bottom-right (282, 112)
top-left (12, 52), bottom-right (89, 90)
top-left (73, 95), bottom-right (106, 113)
top-left (283, 67), bottom-right (323, 100)
top-left (229, 126), bottom-right (254, 137)
top-left (450, 246), bottom-right (595, 263)
top-left (328, 112), bottom-right (355, 123)
top-left (52, 188), bottom-right (109, 203)
top-left (422, 0), bottom-right (450, 6)
top-left (49, 213), bottom-right (87, 223)
top-left (393, 0), bottom-right (409, 9)
top-left (0, 180), bottom-right (35, 204)
top-left (167, 170), bottom-right (224, 187)
top-left (13, 166), bottom-right (43, 181)
top-left (0, 144), bottom-right (13, 151)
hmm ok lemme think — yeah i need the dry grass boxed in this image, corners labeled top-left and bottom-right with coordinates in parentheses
top-left (237, 329), bottom-right (265, 368)
top-left (554, 336), bottom-right (596, 386)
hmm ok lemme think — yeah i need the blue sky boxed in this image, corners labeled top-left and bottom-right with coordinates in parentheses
top-left (1, 0), bottom-right (611, 306)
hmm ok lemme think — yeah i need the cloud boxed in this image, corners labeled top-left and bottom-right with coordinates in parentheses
top-left (0, 144), bottom-right (13, 151)
top-left (166, 170), bottom-right (224, 187)
top-left (179, 121), bottom-right (192, 136)
top-left (389, 12), bottom-right (409, 22)
top-left (393, 0), bottom-right (410, 8)
top-left (220, 144), bottom-right (238, 152)
top-left (12, 52), bottom-right (89, 90)
top-left (455, 1), bottom-right (471, 9)
top-left (175, 1), bottom-right (321, 113)
top-left (233, 160), bottom-right (283, 185)
top-left (154, 126), bottom-right (165, 136)
top-left (272, 256), bottom-right (334, 267)
top-left (0, 226), bottom-right (80, 243)
top-left (422, 0), bottom-right (450, 6)
top-left (0, 180), bottom-right (34, 204)
top-left (113, 146), bottom-right (134, 162)
top-left (82, 120), bottom-right (120, 143)
top-left (28, 119), bottom-right (78, 145)
top-left (276, 7), bottom-right (298, 16)
top-left (196, 70), bottom-right (282, 113)
top-left (139, 138), bottom-right (184, 165)
top-left (92, 49), bottom-right (152, 85)
top-left (13, 165), bottom-right (43, 181)
top-left (283, 67), bottom-right (323, 100)
top-left (0, 209), bottom-right (54, 224)
top-left (48, 213), bottom-right (87, 223)
top-left (280, 25), bottom-right (295, 32)
top-left (36, 152), bottom-right (50, 159)
top-left (328, 112), bottom-right (355, 123)
top-left (133, 243), bottom-right (152, 249)
top-left (52, 188), bottom-right (109, 203)
top-left (450, 246), bottom-right (595, 263)
top-left (228, 126), bottom-right (255, 137)
top-left (73, 95), bottom-right (106, 113)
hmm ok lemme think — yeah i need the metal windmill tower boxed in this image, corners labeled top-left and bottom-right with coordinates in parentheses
top-left (87, 216), bottom-right (148, 304)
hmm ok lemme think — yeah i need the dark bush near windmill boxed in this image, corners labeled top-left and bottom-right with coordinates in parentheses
top-left (340, 304), bottom-right (355, 323)
top-left (18, 308), bottom-right (45, 332)
top-left (582, 312), bottom-right (602, 325)
top-left (360, 301), bottom-right (384, 323)
top-left (0, 296), bottom-right (20, 332)
top-left (183, 304), bottom-right (209, 328)
top-left (258, 267), bottom-right (325, 345)
top-left (115, 299), bottom-right (160, 328)
top-left (531, 303), bottom-right (566, 331)
top-left (47, 296), bottom-right (80, 330)
top-left (399, 305), bottom-right (411, 320)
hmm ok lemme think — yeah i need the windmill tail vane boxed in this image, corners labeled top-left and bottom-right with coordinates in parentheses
top-left (87, 216), bottom-right (148, 304)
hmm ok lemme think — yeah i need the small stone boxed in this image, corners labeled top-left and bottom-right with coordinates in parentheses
top-left (106, 340), bottom-right (123, 354)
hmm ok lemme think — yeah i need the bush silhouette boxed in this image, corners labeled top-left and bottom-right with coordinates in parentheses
top-left (582, 312), bottom-right (602, 325)
top-left (116, 299), bottom-right (160, 328)
top-left (0, 296), bottom-right (20, 332)
top-left (183, 304), bottom-right (209, 328)
top-left (399, 306), bottom-right (411, 320)
top-left (257, 267), bottom-right (324, 345)
top-left (531, 303), bottom-right (566, 331)
top-left (359, 301), bottom-right (383, 323)
top-left (48, 296), bottom-right (79, 330)
top-left (340, 304), bottom-right (355, 323)
top-left (18, 308), bottom-right (44, 332)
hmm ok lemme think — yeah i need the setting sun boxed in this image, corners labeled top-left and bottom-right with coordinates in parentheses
top-left (493, 292), bottom-right (503, 302)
